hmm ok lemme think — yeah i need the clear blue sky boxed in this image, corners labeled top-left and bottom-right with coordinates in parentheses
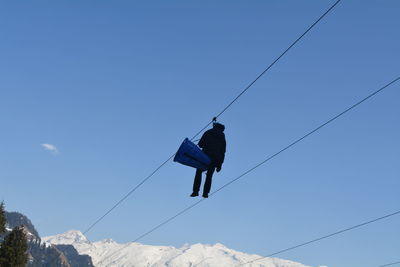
top-left (1, 1), bottom-right (399, 267)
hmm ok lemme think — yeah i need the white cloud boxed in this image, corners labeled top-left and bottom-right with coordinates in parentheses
top-left (41, 143), bottom-right (59, 154)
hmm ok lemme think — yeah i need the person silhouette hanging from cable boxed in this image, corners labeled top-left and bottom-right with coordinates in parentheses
top-left (191, 120), bottom-right (226, 198)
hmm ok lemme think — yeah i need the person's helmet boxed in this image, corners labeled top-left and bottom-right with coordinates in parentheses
top-left (213, 122), bottom-right (225, 132)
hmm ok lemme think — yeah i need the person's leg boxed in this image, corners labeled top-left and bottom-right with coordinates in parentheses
top-left (203, 164), bottom-right (216, 198)
top-left (191, 169), bottom-right (202, 196)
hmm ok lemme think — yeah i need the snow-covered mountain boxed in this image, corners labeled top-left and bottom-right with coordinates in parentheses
top-left (4, 211), bottom-right (93, 267)
top-left (43, 230), bottom-right (315, 267)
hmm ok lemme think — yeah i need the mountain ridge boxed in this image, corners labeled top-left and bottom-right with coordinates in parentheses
top-left (44, 230), bottom-right (317, 267)
top-left (3, 211), bottom-right (93, 267)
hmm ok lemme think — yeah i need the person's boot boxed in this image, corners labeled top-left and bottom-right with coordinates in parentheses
top-left (202, 193), bottom-right (208, 198)
top-left (190, 192), bottom-right (199, 197)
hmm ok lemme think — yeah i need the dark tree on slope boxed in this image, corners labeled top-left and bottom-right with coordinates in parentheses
top-left (0, 226), bottom-right (28, 267)
top-left (0, 202), bottom-right (5, 234)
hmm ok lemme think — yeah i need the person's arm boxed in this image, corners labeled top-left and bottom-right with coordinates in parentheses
top-left (216, 136), bottom-right (226, 172)
top-left (222, 137), bottom-right (226, 162)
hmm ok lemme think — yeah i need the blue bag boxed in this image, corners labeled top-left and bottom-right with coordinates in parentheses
top-left (173, 138), bottom-right (211, 171)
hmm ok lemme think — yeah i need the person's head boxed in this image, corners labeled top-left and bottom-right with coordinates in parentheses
top-left (213, 122), bottom-right (225, 132)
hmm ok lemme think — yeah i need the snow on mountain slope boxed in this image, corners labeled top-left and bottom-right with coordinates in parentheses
top-left (43, 230), bottom-right (314, 267)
